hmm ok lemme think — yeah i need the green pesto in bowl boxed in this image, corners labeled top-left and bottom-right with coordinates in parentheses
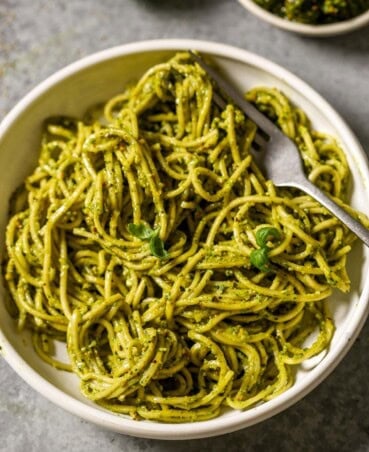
top-left (252, 0), bottom-right (369, 24)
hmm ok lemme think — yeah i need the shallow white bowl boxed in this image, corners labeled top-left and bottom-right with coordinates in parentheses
top-left (238, 0), bottom-right (369, 36)
top-left (1, 39), bottom-right (369, 440)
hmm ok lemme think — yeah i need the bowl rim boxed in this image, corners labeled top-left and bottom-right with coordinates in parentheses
top-left (1, 38), bottom-right (369, 440)
top-left (237, 0), bottom-right (369, 36)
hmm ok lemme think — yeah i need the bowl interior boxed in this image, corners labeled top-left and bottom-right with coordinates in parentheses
top-left (1, 41), bottom-right (369, 439)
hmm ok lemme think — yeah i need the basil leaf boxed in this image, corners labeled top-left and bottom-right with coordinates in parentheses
top-left (250, 247), bottom-right (270, 272)
top-left (255, 227), bottom-right (281, 248)
top-left (128, 223), bottom-right (169, 259)
top-left (128, 223), bottom-right (155, 240)
top-left (149, 234), bottom-right (169, 259)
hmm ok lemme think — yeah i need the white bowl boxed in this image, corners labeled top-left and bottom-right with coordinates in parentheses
top-left (1, 39), bottom-right (369, 440)
top-left (238, 0), bottom-right (369, 36)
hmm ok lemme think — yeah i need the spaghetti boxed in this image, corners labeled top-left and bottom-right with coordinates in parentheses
top-left (3, 52), bottom-right (366, 422)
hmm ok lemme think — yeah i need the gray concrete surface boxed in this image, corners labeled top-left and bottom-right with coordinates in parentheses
top-left (1, 1), bottom-right (369, 451)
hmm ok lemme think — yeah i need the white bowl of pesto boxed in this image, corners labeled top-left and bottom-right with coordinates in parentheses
top-left (1, 39), bottom-right (369, 440)
top-left (238, 0), bottom-right (369, 36)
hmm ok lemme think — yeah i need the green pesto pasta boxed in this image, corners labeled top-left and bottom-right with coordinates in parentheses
top-left (252, 0), bottom-right (369, 24)
top-left (4, 52), bottom-right (366, 423)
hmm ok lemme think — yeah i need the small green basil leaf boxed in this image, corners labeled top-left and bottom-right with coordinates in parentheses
top-left (250, 247), bottom-right (270, 272)
top-left (255, 227), bottom-right (281, 248)
top-left (128, 223), bottom-right (155, 240)
top-left (149, 234), bottom-right (169, 259)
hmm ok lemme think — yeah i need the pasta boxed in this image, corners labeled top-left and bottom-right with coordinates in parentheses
top-left (252, 0), bottom-right (369, 24)
top-left (3, 52), bottom-right (367, 423)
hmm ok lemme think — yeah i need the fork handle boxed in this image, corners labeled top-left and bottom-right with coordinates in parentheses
top-left (292, 178), bottom-right (369, 247)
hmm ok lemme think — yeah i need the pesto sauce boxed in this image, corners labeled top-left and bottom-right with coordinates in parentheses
top-left (253, 0), bottom-right (369, 24)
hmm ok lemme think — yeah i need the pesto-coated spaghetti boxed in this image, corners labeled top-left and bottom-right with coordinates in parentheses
top-left (3, 52), bottom-right (367, 422)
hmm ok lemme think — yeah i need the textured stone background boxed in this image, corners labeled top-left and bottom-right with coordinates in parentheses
top-left (1, 1), bottom-right (369, 451)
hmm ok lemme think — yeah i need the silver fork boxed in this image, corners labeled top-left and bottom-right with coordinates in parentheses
top-left (190, 51), bottom-right (369, 247)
